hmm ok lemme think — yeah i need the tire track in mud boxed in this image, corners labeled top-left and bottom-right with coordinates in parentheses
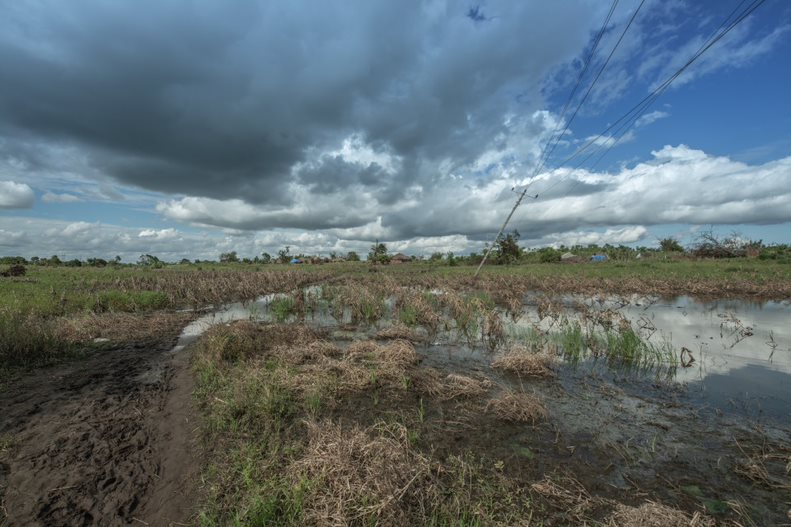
top-left (0, 336), bottom-right (198, 526)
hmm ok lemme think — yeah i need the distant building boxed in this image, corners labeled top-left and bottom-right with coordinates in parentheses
top-left (391, 253), bottom-right (411, 264)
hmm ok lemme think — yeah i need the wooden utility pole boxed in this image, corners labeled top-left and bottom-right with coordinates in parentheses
top-left (474, 188), bottom-right (535, 277)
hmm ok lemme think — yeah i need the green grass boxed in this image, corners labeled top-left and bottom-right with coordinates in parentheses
top-left (508, 320), bottom-right (678, 375)
top-left (269, 296), bottom-right (297, 323)
top-left (398, 305), bottom-right (419, 326)
top-left (0, 309), bottom-right (79, 370)
top-left (4, 257), bottom-right (790, 320)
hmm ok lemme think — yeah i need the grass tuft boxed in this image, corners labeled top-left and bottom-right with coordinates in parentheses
top-left (492, 345), bottom-right (554, 378)
top-left (485, 390), bottom-right (548, 424)
top-left (608, 501), bottom-right (715, 527)
top-left (291, 420), bottom-right (432, 526)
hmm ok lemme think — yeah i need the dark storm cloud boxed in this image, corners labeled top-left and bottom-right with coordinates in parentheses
top-left (0, 0), bottom-right (601, 208)
top-left (296, 156), bottom-right (390, 194)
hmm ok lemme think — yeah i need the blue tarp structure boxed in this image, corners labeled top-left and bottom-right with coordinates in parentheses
top-left (290, 258), bottom-right (302, 264)
top-left (590, 254), bottom-right (608, 262)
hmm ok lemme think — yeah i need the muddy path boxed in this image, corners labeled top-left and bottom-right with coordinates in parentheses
top-left (0, 330), bottom-right (198, 526)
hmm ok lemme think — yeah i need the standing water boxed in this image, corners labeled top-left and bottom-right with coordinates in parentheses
top-left (171, 291), bottom-right (791, 422)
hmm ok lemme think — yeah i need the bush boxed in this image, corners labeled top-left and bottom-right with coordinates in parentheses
top-left (0, 264), bottom-right (26, 277)
top-left (495, 231), bottom-right (521, 264)
top-left (538, 249), bottom-right (561, 263)
top-left (659, 238), bottom-right (684, 252)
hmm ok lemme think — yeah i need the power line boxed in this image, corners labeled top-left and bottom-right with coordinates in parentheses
top-left (539, 0), bottom-right (764, 197)
top-left (573, 0), bottom-right (763, 175)
top-left (475, 0), bottom-right (645, 276)
top-left (475, 0), bottom-right (769, 276)
top-left (532, 0), bottom-right (644, 181)
top-left (531, 0), bottom-right (620, 179)
top-left (546, 0), bottom-right (766, 200)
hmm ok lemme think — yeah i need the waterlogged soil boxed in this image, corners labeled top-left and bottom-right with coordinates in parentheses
top-left (2, 289), bottom-right (789, 525)
top-left (0, 322), bottom-right (199, 526)
top-left (402, 343), bottom-right (791, 524)
top-left (192, 289), bottom-right (791, 522)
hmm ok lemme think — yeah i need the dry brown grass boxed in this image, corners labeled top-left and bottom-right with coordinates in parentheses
top-left (53, 311), bottom-right (193, 344)
top-left (269, 339), bottom-right (343, 365)
top-left (291, 420), bottom-right (433, 526)
top-left (482, 308), bottom-right (505, 351)
top-left (375, 323), bottom-right (425, 342)
top-left (378, 339), bottom-right (419, 367)
top-left (415, 370), bottom-right (492, 401)
top-left (733, 440), bottom-right (791, 490)
top-left (116, 268), bottom-right (327, 308)
top-left (492, 345), bottom-right (554, 378)
top-left (607, 501), bottom-right (714, 527)
top-left (346, 339), bottom-right (379, 357)
top-left (530, 475), bottom-right (603, 522)
top-left (486, 390), bottom-right (548, 424)
top-left (201, 321), bottom-right (325, 363)
top-left (347, 339), bottom-right (418, 368)
top-left (263, 338), bottom-right (421, 397)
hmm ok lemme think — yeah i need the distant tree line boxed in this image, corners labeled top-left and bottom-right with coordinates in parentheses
top-left (2, 230), bottom-right (788, 269)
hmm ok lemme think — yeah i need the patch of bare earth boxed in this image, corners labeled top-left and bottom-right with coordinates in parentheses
top-left (0, 313), bottom-right (198, 526)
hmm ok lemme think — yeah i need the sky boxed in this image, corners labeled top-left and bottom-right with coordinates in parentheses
top-left (1, 0), bottom-right (790, 261)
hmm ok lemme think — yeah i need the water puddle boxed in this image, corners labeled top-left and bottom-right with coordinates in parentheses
top-left (516, 294), bottom-right (791, 422)
top-left (171, 289), bottom-right (791, 423)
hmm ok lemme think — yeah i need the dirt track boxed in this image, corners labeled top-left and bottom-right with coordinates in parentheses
top-left (0, 331), bottom-right (198, 526)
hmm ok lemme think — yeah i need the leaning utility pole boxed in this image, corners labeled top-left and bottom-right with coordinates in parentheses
top-left (474, 187), bottom-right (536, 277)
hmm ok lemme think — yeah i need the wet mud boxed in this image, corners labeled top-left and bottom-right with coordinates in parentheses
top-left (0, 328), bottom-right (198, 526)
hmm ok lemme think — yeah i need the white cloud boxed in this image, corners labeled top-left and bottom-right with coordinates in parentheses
top-left (0, 180), bottom-right (35, 209)
top-left (378, 144), bottom-right (791, 241)
top-left (635, 110), bottom-right (669, 127)
top-left (146, 144), bottom-right (791, 257)
top-left (42, 191), bottom-right (82, 203)
top-left (0, 229), bottom-right (27, 246)
top-left (138, 228), bottom-right (180, 240)
top-left (62, 221), bottom-right (94, 237)
top-left (536, 226), bottom-right (649, 248)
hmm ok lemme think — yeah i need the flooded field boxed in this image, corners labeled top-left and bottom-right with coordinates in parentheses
top-left (4, 272), bottom-right (790, 526)
top-left (177, 285), bottom-right (791, 525)
top-left (184, 289), bottom-right (791, 424)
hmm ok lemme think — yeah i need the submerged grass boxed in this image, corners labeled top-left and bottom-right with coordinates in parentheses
top-left (508, 316), bottom-right (678, 376)
top-left (187, 295), bottom-right (758, 526)
top-left (270, 296), bottom-right (297, 323)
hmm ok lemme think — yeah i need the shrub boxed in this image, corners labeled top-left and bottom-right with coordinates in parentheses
top-left (539, 248), bottom-right (561, 263)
